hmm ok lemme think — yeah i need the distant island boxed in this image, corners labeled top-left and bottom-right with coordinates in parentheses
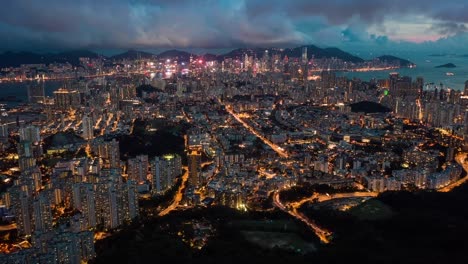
top-left (435, 63), bottom-right (457, 68)
top-left (430, 54), bottom-right (468, 58)
top-left (429, 53), bottom-right (456, 57)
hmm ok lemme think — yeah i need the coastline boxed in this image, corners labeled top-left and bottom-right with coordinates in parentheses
top-left (0, 67), bottom-right (406, 84)
top-left (0, 72), bottom-right (144, 83)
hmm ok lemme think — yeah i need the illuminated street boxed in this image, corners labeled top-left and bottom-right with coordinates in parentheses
top-left (0, 223), bottom-right (17, 231)
top-left (272, 190), bottom-right (378, 244)
top-left (159, 162), bottom-right (213, 217)
top-left (314, 192), bottom-right (378, 203)
top-left (439, 153), bottom-right (468, 192)
top-left (222, 102), bottom-right (289, 158)
top-left (159, 166), bottom-right (189, 216)
top-left (273, 191), bottom-right (332, 244)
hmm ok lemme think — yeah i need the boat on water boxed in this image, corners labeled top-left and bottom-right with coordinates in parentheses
top-left (446, 72), bottom-right (455, 76)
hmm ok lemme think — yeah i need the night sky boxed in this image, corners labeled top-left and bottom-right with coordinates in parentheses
top-left (1, 0), bottom-right (468, 54)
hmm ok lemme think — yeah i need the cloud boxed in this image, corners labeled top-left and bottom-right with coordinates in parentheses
top-left (430, 22), bottom-right (468, 36)
top-left (370, 35), bottom-right (389, 45)
top-left (0, 0), bottom-right (467, 52)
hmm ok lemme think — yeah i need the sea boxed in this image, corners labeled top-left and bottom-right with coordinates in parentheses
top-left (337, 52), bottom-right (468, 90)
top-left (0, 80), bottom-right (63, 108)
top-left (0, 53), bottom-right (467, 107)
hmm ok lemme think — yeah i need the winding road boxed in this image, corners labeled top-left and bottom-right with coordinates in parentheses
top-left (273, 191), bottom-right (332, 244)
top-left (159, 162), bottom-right (213, 217)
top-left (273, 191), bottom-right (379, 244)
top-left (438, 153), bottom-right (468, 192)
top-left (158, 166), bottom-right (189, 216)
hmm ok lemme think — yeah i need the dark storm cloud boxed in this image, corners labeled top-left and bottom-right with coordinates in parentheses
top-left (431, 22), bottom-right (468, 36)
top-left (0, 0), bottom-right (467, 51)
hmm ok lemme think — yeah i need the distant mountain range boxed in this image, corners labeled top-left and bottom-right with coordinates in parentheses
top-left (212, 45), bottom-right (364, 63)
top-left (0, 50), bottom-right (101, 68)
top-left (0, 45), bottom-right (414, 68)
top-left (109, 50), bottom-right (155, 60)
top-left (157, 49), bottom-right (192, 61)
top-left (375, 55), bottom-right (414, 67)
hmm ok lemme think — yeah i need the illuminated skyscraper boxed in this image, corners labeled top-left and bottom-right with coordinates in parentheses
top-left (27, 82), bottom-right (45, 104)
top-left (320, 70), bottom-right (336, 88)
top-left (20, 167), bottom-right (42, 193)
top-left (188, 148), bottom-right (202, 188)
top-left (17, 140), bottom-right (38, 173)
top-left (151, 154), bottom-right (182, 195)
top-left (464, 109), bottom-right (468, 141)
top-left (0, 122), bottom-right (8, 139)
top-left (9, 185), bottom-right (33, 236)
top-left (93, 138), bottom-right (120, 168)
top-left (77, 231), bottom-right (96, 262)
top-left (54, 88), bottom-right (81, 110)
top-left (18, 156), bottom-right (36, 172)
top-left (82, 113), bottom-right (94, 140)
top-left (32, 228), bottom-right (96, 264)
top-left (72, 182), bottom-right (97, 229)
top-left (118, 84), bottom-right (136, 100)
top-left (389, 73), bottom-right (415, 98)
top-left (244, 54), bottom-right (249, 69)
top-left (32, 192), bottom-right (53, 233)
top-left (263, 50), bottom-right (269, 71)
top-left (95, 180), bottom-right (120, 229)
top-left (416, 77), bottom-right (424, 95)
top-left (127, 155), bottom-right (148, 183)
top-left (19, 125), bottom-right (41, 143)
top-left (18, 140), bottom-right (33, 158)
top-left (151, 157), bottom-right (165, 194)
top-left (122, 180), bottom-right (139, 222)
top-left (302, 46), bottom-right (308, 63)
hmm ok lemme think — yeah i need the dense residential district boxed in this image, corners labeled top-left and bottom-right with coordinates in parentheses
top-left (0, 48), bottom-right (467, 263)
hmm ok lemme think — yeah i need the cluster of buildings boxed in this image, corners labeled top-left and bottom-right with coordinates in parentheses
top-left (0, 47), bottom-right (410, 83)
top-left (0, 78), bottom-right (144, 262)
top-left (0, 49), bottom-right (467, 262)
top-left (365, 163), bottom-right (463, 192)
top-left (1, 124), bottom-right (146, 262)
top-left (171, 65), bottom-right (467, 204)
top-left (126, 153), bottom-right (182, 195)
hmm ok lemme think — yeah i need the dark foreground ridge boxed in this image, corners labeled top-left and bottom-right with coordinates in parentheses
top-left (91, 183), bottom-right (468, 264)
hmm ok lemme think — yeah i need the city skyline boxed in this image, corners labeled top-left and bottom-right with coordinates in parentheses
top-left (1, 1), bottom-right (468, 263)
top-left (1, 0), bottom-right (468, 54)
